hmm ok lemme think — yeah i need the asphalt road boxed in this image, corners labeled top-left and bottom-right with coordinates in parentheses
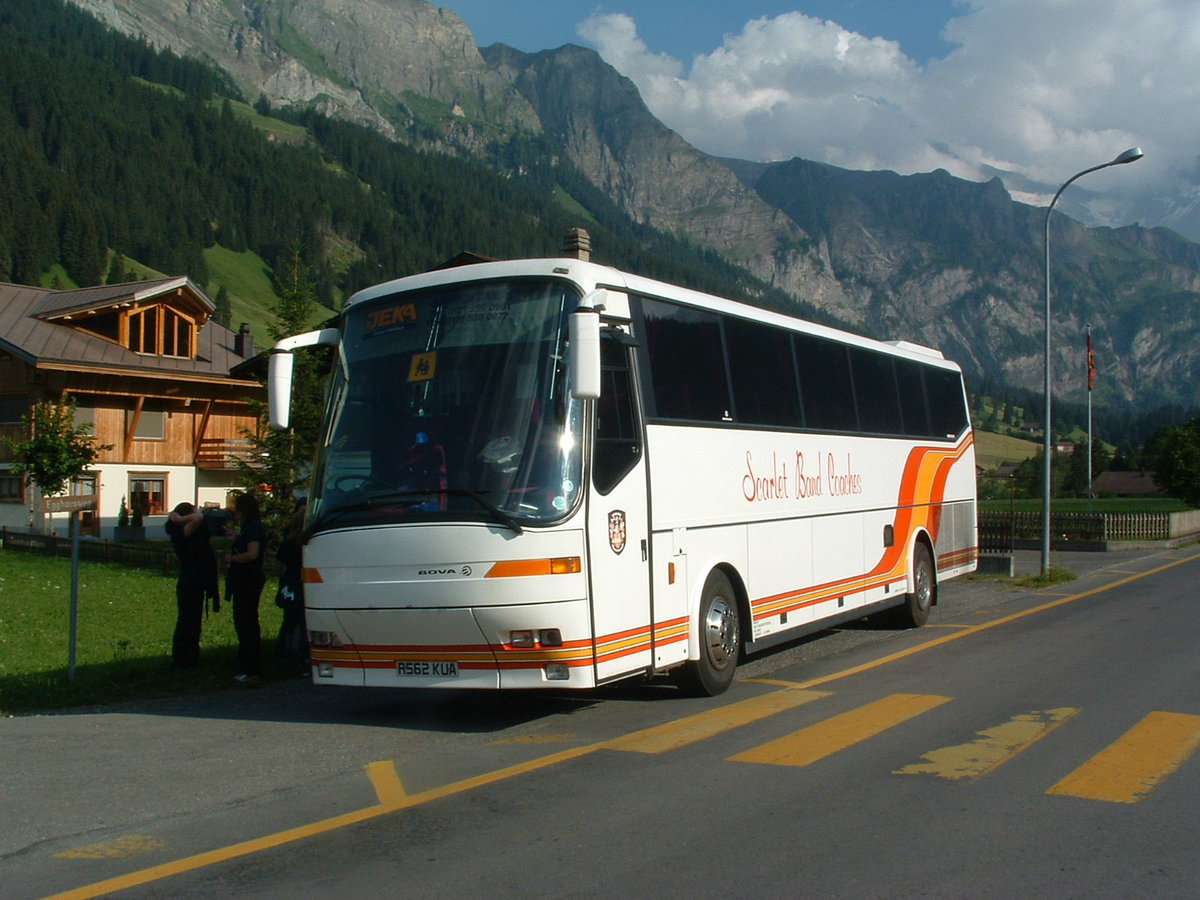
top-left (6, 544), bottom-right (1200, 899)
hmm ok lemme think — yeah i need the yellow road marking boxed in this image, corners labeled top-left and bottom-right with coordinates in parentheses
top-left (53, 835), bottom-right (165, 860)
top-left (781, 552), bottom-right (1200, 693)
top-left (365, 760), bottom-right (408, 806)
top-left (895, 707), bottom-right (1079, 780)
top-left (1047, 711), bottom-right (1200, 803)
top-left (48, 550), bottom-right (1200, 898)
top-left (43, 743), bottom-right (600, 900)
top-left (728, 693), bottom-right (950, 767)
top-left (603, 688), bottom-right (830, 753)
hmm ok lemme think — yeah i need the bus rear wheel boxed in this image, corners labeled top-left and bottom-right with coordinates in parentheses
top-left (889, 542), bottom-right (935, 628)
top-left (676, 570), bottom-right (740, 696)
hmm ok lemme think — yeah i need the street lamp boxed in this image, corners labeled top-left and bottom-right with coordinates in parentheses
top-left (1041, 146), bottom-right (1143, 575)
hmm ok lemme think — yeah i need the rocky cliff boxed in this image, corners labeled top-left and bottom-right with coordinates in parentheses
top-left (65, 0), bottom-right (1200, 407)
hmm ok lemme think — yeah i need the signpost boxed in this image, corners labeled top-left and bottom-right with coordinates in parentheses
top-left (44, 494), bottom-right (97, 681)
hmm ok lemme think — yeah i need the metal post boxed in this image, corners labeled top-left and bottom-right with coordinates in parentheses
top-left (68, 509), bottom-right (80, 682)
top-left (1040, 147), bottom-right (1143, 575)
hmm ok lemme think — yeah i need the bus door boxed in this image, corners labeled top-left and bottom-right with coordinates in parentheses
top-left (586, 329), bottom-right (652, 683)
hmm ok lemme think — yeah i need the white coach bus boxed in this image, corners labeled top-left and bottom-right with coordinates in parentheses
top-left (269, 256), bottom-right (976, 695)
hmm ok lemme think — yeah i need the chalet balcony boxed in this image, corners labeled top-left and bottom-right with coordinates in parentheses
top-left (195, 437), bottom-right (261, 469)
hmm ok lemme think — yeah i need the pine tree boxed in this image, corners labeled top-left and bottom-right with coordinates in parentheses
top-left (213, 285), bottom-right (232, 329)
top-left (105, 251), bottom-right (126, 284)
top-left (235, 245), bottom-right (325, 541)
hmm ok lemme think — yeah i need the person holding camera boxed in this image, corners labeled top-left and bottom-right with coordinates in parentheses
top-left (165, 502), bottom-right (219, 668)
top-left (227, 492), bottom-right (267, 682)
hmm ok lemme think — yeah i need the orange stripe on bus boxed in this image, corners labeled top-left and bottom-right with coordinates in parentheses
top-left (750, 433), bottom-right (973, 622)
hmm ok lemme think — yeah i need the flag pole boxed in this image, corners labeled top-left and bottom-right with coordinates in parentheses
top-left (1086, 324), bottom-right (1094, 513)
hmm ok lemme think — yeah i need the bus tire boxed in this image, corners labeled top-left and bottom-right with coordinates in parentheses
top-left (890, 541), bottom-right (935, 628)
top-left (676, 569), bottom-right (740, 696)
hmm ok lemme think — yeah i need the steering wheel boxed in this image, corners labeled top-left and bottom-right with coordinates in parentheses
top-left (332, 474), bottom-right (392, 492)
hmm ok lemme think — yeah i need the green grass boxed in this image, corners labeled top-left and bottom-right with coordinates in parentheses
top-left (203, 245), bottom-right (330, 350)
top-left (973, 429), bottom-right (1040, 470)
top-left (0, 549), bottom-right (292, 716)
top-left (1015, 567), bottom-right (1077, 588)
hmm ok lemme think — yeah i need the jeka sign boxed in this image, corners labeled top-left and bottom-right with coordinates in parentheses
top-left (742, 450), bottom-right (864, 503)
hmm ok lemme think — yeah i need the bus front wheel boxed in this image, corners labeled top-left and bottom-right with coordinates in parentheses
top-left (676, 570), bottom-right (740, 696)
top-left (889, 542), bottom-right (935, 628)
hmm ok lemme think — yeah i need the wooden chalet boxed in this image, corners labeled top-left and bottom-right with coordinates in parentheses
top-left (1090, 470), bottom-right (1161, 498)
top-left (0, 277), bottom-right (264, 537)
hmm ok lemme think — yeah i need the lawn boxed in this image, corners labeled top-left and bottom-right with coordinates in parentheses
top-left (973, 428), bottom-right (1041, 470)
top-left (0, 549), bottom-right (292, 715)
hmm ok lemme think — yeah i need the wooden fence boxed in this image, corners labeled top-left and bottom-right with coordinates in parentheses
top-left (1, 527), bottom-right (230, 572)
top-left (977, 510), bottom-right (1179, 553)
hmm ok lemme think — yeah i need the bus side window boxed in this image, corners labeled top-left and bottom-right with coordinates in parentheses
top-left (593, 335), bottom-right (641, 494)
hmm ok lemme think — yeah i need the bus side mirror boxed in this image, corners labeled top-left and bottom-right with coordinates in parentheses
top-left (268, 328), bottom-right (340, 430)
top-left (570, 294), bottom-right (604, 400)
top-left (268, 351), bottom-right (295, 430)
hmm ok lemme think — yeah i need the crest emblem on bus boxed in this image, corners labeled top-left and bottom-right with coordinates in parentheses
top-left (608, 510), bottom-right (627, 555)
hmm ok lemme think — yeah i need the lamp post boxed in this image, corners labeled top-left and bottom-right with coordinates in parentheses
top-left (1041, 147), bottom-right (1143, 575)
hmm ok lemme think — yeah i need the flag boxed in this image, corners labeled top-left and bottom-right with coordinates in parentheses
top-left (1087, 332), bottom-right (1096, 391)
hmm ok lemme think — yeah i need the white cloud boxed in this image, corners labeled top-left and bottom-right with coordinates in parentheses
top-left (578, 2), bottom-right (1200, 219)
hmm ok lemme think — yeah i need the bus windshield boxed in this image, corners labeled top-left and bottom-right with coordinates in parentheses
top-left (307, 278), bottom-right (585, 534)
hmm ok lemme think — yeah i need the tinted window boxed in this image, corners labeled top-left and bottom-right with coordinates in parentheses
top-left (725, 317), bottom-right (802, 428)
top-left (794, 333), bottom-right (856, 431)
top-left (594, 335), bottom-right (641, 493)
top-left (641, 298), bottom-right (731, 422)
top-left (926, 367), bottom-right (968, 438)
top-left (849, 346), bottom-right (903, 435)
top-left (894, 357), bottom-right (932, 437)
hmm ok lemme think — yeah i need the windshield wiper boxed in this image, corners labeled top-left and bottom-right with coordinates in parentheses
top-left (442, 488), bottom-right (524, 534)
top-left (303, 488), bottom-right (524, 539)
top-left (302, 490), bottom-right (440, 540)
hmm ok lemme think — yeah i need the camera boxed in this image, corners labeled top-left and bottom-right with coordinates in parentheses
top-left (202, 506), bottom-right (234, 533)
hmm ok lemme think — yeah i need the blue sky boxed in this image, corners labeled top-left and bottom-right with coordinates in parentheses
top-left (443, 1), bottom-right (1199, 234)
top-left (448, 2), bottom-right (959, 65)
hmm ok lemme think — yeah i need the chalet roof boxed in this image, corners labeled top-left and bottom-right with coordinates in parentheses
top-left (31, 276), bottom-right (211, 319)
top-left (1091, 470), bottom-right (1161, 496)
top-left (0, 279), bottom-right (254, 384)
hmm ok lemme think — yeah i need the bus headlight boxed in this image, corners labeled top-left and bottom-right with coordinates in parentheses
top-left (544, 663), bottom-right (570, 680)
top-left (309, 630), bottom-right (344, 647)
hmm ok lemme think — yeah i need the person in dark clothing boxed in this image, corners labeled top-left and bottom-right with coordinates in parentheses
top-left (227, 492), bottom-right (267, 682)
top-left (274, 499), bottom-right (308, 673)
top-left (165, 502), bottom-right (219, 668)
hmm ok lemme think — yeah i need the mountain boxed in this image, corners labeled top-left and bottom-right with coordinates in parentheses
top-left (56, 0), bottom-right (1200, 411)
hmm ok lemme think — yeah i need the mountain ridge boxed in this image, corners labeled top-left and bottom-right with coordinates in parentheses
top-left (62, 0), bottom-right (1200, 409)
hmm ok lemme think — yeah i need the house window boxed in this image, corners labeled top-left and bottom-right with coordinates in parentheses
top-left (0, 472), bottom-right (24, 503)
top-left (127, 305), bottom-right (195, 358)
top-left (72, 399), bottom-right (97, 436)
top-left (129, 474), bottom-right (166, 516)
top-left (0, 393), bottom-right (28, 424)
top-left (126, 406), bottom-right (165, 440)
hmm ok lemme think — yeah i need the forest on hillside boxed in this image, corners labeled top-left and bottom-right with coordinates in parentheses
top-left (0, 0), bottom-right (1193, 456)
top-left (0, 0), bottom-right (792, 314)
